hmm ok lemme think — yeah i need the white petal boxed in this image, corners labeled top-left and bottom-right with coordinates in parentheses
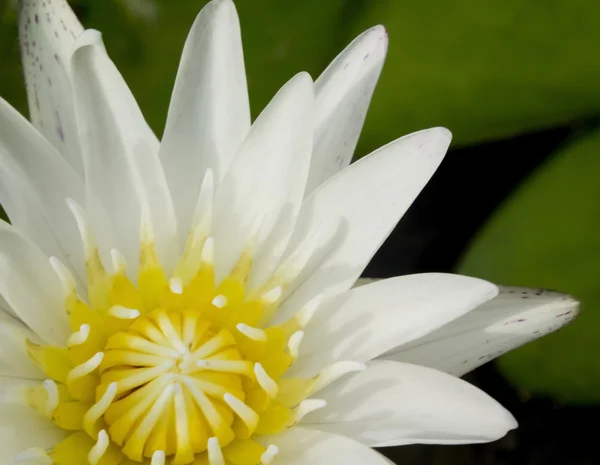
top-left (0, 315), bottom-right (44, 379)
top-left (382, 287), bottom-right (580, 376)
top-left (276, 128), bottom-right (451, 323)
top-left (301, 360), bottom-right (517, 446)
top-left (0, 404), bottom-right (66, 459)
top-left (0, 98), bottom-right (86, 286)
top-left (18, 0), bottom-right (84, 174)
top-left (161, 0), bottom-right (250, 244)
top-left (290, 273), bottom-right (498, 377)
top-left (265, 427), bottom-right (391, 465)
top-left (0, 295), bottom-right (19, 320)
top-left (0, 221), bottom-right (69, 345)
top-left (306, 26), bottom-right (388, 194)
top-left (71, 31), bottom-right (177, 273)
top-left (213, 73), bottom-right (314, 285)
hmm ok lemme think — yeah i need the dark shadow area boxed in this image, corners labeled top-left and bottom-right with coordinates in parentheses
top-left (363, 125), bottom-right (599, 464)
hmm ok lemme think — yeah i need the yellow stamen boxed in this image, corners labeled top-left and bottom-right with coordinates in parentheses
top-left (42, 380), bottom-right (59, 417)
top-left (88, 429), bottom-right (110, 465)
top-left (254, 363), bottom-right (278, 399)
top-left (83, 382), bottom-right (117, 436)
top-left (236, 324), bottom-right (267, 342)
top-left (22, 203), bottom-right (340, 465)
top-left (207, 437), bottom-right (225, 465)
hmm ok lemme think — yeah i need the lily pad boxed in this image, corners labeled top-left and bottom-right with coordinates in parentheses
top-left (460, 128), bottom-right (600, 404)
top-left (349, 0), bottom-right (600, 153)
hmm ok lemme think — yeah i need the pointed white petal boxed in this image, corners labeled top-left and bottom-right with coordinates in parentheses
top-left (161, 0), bottom-right (250, 244)
top-left (0, 98), bottom-right (86, 286)
top-left (18, 0), bottom-right (84, 174)
top-left (0, 404), bottom-right (66, 459)
top-left (306, 26), bottom-right (388, 193)
top-left (276, 128), bottom-right (451, 323)
top-left (213, 73), bottom-right (314, 285)
top-left (265, 427), bottom-right (391, 465)
top-left (382, 287), bottom-right (579, 376)
top-left (301, 360), bottom-right (516, 446)
top-left (0, 222), bottom-right (69, 345)
top-left (71, 31), bottom-right (177, 273)
top-left (290, 274), bottom-right (498, 377)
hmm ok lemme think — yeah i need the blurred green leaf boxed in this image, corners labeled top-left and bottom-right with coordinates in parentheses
top-left (0, 4), bottom-right (27, 116)
top-left (350, 0), bottom-right (600, 154)
top-left (459, 128), bottom-right (600, 404)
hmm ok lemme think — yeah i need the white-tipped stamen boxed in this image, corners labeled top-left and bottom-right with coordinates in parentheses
top-left (88, 430), bottom-right (109, 465)
top-left (67, 324), bottom-right (91, 347)
top-left (108, 305), bottom-right (141, 320)
top-left (14, 448), bottom-right (52, 465)
top-left (310, 361), bottom-right (367, 394)
top-left (261, 286), bottom-right (283, 304)
top-left (254, 363), bottom-right (279, 398)
top-left (236, 323), bottom-right (267, 342)
top-left (49, 256), bottom-right (77, 296)
top-left (110, 248), bottom-right (127, 274)
top-left (296, 294), bottom-right (323, 327)
top-left (293, 399), bottom-right (327, 423)
top-left (288, 330), bottom-right (304, 359)
top-left (67, 352), bottom-right (104, 384)
top-left (42, 380), bottom-right (59, 417)
top-left (169, 277), bottom-right (184, 295)
top-left (223, 393), bottom-right (259, 430)
top-left (172, 339), bottom-right (188, 355)
top-left (207, 437), bottom-right (225, 465)
top-left (83, 382), bottom-right (117, 436)
top-left (212, 295), bottom-right (227, 309)
top-left (261, 445), bottom-right (279, 465)
top-left (151, 450), bottom-right (165, 465)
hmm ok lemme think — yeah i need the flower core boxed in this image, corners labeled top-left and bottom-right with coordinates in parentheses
top-left (20, 206), bottom-right (338, 465)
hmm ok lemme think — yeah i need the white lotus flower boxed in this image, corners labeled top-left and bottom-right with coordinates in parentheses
top-left (0, 0), bottom-right (578, 464)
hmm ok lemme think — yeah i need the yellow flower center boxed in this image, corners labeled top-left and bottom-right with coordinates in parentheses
top-left (19, 208), bottom-right (341, 465)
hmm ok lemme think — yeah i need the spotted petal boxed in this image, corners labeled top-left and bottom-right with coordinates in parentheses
top-left (306, 25), bottom-right (388, 193)
top-left (380, 286), bottom-right (579, 376)
top-left (290, 273), bottom-right (498, 377)
top-left (18, 0), bottom-right (84, 174)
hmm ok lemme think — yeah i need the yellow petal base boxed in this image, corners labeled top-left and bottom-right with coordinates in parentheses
top-left (24, 224), bottom-right (324, 465)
